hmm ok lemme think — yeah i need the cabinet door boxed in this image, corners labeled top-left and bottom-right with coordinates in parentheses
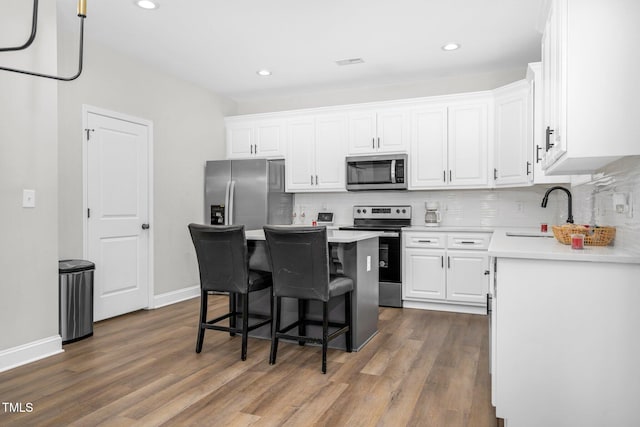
top-left (315, 115), bottom-right (347, 191)
top-left (347, 111), bottom-right (377, 154)
top-left (255, 120), bottom-right (285, 157)
top-left (541, 0), bottom-right (567, 169)
top-left (403, 248), bottom-right (446, 300)
top-left (285, 118), bottom-right (316, 191)
top-left (494, 83), bottom-right (531, 186)
top-left (226, 124), bottom-right (254, 159)
top-left (410, 106), bottom-right (448, 188)
top-left (446, 251), bottom-right (489, 304)
top-left (448, 103), bottom-right (489, 186)
top-left (377, 109), bottom-right (409, 153)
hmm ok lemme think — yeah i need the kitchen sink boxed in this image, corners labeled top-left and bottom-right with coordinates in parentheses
top-left (505, 232), bottom-right (555, 238)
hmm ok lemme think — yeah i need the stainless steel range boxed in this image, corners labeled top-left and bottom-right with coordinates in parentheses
top-left (340, 205), bottom-right (411, 307)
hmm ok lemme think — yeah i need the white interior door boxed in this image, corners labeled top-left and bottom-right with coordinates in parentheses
top-left (86, 110), bottom-right (151, 321)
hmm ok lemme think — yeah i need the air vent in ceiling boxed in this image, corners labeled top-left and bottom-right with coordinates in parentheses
top-left (335, 58), bottom-right (365, 66)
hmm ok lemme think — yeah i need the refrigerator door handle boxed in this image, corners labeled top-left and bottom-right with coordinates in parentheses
top-left (228, 180), bottom-right (236, 225)
top-left (224, 180), bottom-right (231, 225)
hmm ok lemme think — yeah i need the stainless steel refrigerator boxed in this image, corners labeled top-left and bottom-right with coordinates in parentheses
top-left (204, 159), bottom-right (292, 229)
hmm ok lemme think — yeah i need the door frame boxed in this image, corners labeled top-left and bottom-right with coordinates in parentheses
top-left (81, 104), bottom-right (155, 310)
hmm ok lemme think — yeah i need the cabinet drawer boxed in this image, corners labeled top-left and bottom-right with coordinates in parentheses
top-left (404, 232), bottom-right (446, 249)
top-left (447, 233), bottom-right (491, 250)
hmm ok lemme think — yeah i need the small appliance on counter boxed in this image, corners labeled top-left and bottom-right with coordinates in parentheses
top-left (424, 201), bottom-right (442, 226)
top-left (316, 212), bottom-right (334, 226)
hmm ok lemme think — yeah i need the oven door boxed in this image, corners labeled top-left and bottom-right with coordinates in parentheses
top-left (378, 234), bottom-right (401, 283)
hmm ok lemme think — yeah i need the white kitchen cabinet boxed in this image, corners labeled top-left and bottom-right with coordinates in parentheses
top-left (493, 256), bottom-right (640, 426)
top-left (541, 0), bottom-right (640, 174)
top-left (286, 114), bottom-right (346, 192)
top-left (493, 80), bottom-right (532, 187)
top-left (410, 96), bottom-right (490, 189)
top-left (526, 62), bottom-right (572, 184)
top-left (402, 231), bottom-right (490, 314)
top-left (404, 248), bottom-right (446, 300)
top-left (347, 108), bottom-right (410, 155)
top-left (226, 118), bottom-right (285, 159)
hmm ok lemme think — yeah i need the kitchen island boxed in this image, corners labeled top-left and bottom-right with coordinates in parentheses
top-left (488, 230), bottom-right (640, 427)
top-left (243, 228), bottom-right (380, 351)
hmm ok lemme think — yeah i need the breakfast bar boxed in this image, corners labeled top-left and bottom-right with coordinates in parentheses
top-left (243, 229), bottom-right (380, 351)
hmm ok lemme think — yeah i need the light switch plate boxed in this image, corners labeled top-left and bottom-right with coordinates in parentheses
top-left (22, 189), bottom-right (35, 208)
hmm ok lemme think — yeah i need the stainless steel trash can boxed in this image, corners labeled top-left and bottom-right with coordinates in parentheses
top-left (59, 259), bottom-right (95, 344)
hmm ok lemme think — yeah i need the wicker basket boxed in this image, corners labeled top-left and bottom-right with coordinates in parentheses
top-left (551, 225), bottom-right (616, 246)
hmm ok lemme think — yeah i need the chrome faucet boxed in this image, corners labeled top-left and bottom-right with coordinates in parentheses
top-left (541, 186), bottom-right (574, 224)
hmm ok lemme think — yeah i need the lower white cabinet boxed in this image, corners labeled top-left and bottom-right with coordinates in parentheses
top-left (403, 231), bottom-right (490, 314)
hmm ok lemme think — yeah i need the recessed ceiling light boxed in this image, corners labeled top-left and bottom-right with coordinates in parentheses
top-left (256, 69), bottom-right (272, 76)
top-left (442, 43), bottom-right (461, 51)
top-left (136, 1), bottom-right (158, 10)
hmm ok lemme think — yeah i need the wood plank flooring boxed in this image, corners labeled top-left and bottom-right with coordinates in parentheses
top-left (0, 296), bottom-right (496, 426)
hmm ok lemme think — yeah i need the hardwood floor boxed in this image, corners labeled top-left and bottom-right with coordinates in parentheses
top-left (0, 296), bottom-right (496, 426)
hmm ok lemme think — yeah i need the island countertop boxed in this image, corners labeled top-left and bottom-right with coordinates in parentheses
top-left (246, 228), bottom-right (381, 243)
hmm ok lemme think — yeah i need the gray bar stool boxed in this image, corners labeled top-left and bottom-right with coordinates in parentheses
top-left (188, 224), bottom-right (272, 361)
top-left (263, 225), bottom-right (353, 374)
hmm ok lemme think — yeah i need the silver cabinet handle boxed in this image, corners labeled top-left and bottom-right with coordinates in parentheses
top-left (311, 175), bottom-right (313, 185)
top-left (141, 223), bottom-right (150, 230)
top-left (315, 175), bottom-right (318, 185)
top-left (418, 240), bottom-right (432, 243)
top-left (441, 256), bottom-right (444, 268)
top-left (377, 137), bottom-right (380, 148)
top-left (372, 137), bottom-right (375, 149)
top-left (460, 241), bottom-right (476, 244)
top-left (250, 144), bottom-right (253, 154)
top-left (526, 161), bottom-right (532, 175)
top-left (447, 256), bottom-right (450, 269)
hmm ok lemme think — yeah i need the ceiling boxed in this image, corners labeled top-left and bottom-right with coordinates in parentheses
top-left (57, 0), bottom-right (547, 101)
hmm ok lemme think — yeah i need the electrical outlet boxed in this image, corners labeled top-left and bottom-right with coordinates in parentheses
top-left (22, 189), bottom-right (35, 208)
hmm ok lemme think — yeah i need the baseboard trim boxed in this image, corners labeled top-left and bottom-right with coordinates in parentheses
top-left (0, 335), bottom-right (63, 373)
top-left (152, 285), bottom-right (200, 309)
top-left (403, 300), bottom-right (487, 315)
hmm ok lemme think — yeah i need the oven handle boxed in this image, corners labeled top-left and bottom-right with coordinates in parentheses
top-left (390, 160), bottom-right (396, 183)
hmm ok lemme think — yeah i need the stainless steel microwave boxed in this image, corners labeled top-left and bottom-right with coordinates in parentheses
top-left (345, 154), bottom-right (407, 191)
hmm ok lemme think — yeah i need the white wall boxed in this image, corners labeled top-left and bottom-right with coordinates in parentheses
top-left (235, 67), bottom-right (526, 114)
top-left (57, 30), bottom-right (237, 296)
top-left (0, 1), bottom-right (59, 350)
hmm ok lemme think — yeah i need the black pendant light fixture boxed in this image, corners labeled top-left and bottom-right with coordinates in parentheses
top-left (0, 0), bottom-right (87, 81)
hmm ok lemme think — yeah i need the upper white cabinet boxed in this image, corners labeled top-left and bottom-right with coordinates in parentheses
top-left (347, 108), bottom-right (410, 155)
top-left (541, 0), bottom-right (640, 174)
top-left (286, 114), bottom-right (347, 192)
top-left (226, 118), bottom-right (285, 159)
top-left (493, 80), bottom-right (532, 186)
top-left (527, 63), bottom-right (571, 184)
top-left (410, 96), bottom-right (490, 189)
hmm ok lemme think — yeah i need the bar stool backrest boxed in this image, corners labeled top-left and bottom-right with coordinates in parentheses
top-left (263, 226), bottom-right (330, 302)
top-left (188, 224), bottom-right (249, 294)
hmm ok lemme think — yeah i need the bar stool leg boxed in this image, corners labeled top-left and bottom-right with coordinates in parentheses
top-left (241, 293), bottom-right (249, 361)
top-left (196, 290), bottom-right (208, 353)
top-left (229, 292), bottom-right (237, 337)
top-left (298, 299), bottom-right (306, 346)
top-left (270, 296), bottom-right (281, 365)
top-left (322, 301), bottom-right (329, 374)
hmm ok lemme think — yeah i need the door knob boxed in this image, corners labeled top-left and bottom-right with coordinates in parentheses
top-left (141, 223), bottom-right (150, 230)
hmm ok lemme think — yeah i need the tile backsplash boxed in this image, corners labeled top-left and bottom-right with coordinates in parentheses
top-left (294, 156), bottom-right (639, 253)
top-left (572, 156), bottom-right (640, 253)
top-left (294, 186), bottom-right (568, 228)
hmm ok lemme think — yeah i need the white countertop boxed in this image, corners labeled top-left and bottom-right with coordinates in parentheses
top-left (488, 229), bottom-right (640, 264)
top-left (404, 226), bottom-right (495, 233)
top-left (246, 228), bottom-right (381, 243)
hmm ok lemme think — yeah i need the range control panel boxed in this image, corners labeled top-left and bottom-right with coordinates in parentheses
top-left (353, 205), bottom-right (412, 220)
